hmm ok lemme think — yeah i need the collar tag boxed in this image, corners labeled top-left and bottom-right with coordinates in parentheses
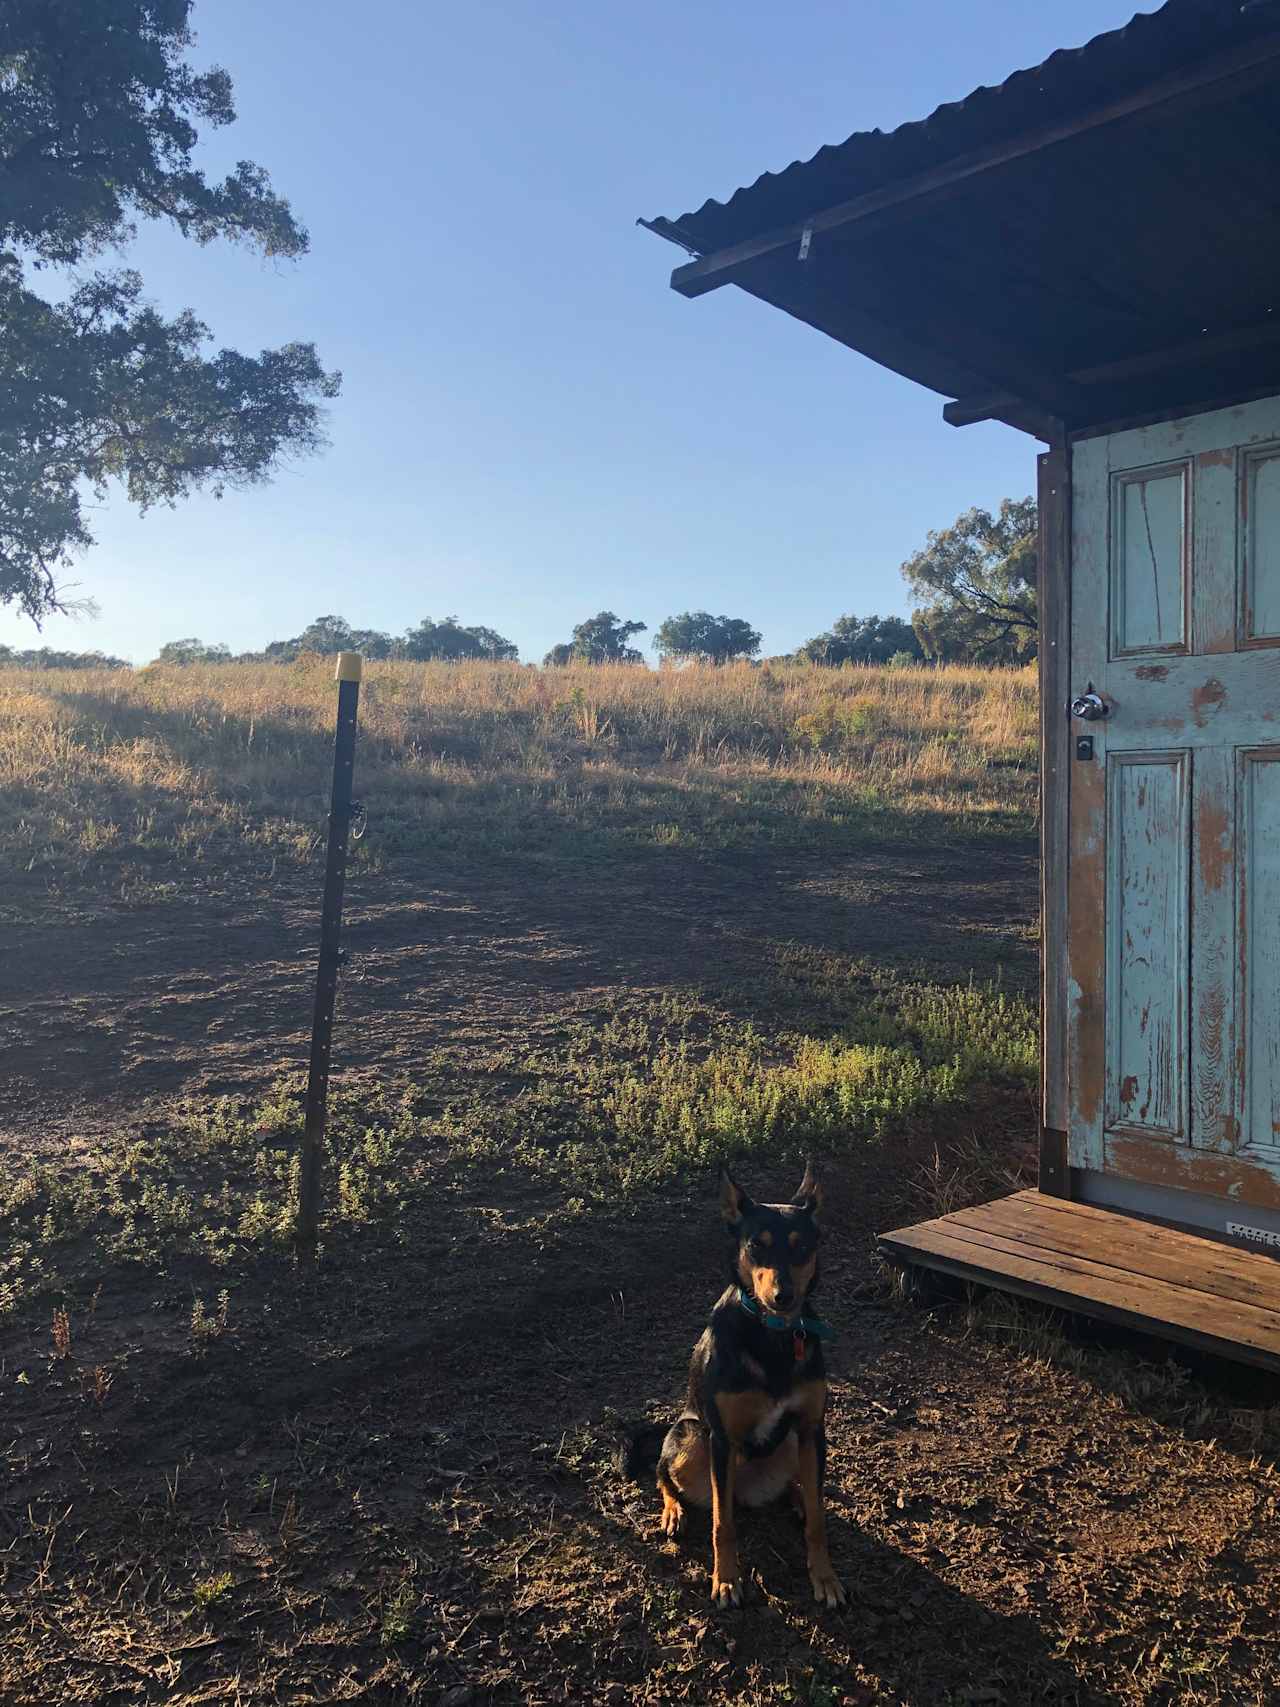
top-left (793, 1328), bottom-right (806, 1362)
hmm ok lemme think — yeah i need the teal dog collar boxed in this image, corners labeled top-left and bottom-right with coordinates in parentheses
top-left (737, 1287), bottom-right (834, 1340)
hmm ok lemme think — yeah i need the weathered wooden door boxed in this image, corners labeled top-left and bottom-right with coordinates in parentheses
top-left (1067, 396), bottom-right (1280, 1227)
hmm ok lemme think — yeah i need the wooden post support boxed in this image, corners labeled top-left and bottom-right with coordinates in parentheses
top-left (1037, 441), bottom-right (1072, 1195)
top-left (295, 651), bottom-right (363, 1259)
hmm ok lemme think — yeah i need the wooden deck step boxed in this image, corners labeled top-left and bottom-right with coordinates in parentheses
top-left (878, 1190), bottom-right (1280, 1372)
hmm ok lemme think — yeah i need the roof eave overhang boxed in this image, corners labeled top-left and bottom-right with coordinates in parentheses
top-left (646, 25), bottom-right (1280, 443)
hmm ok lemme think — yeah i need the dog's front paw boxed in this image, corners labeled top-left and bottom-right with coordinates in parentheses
top-left (710, 1572), bottom-right (743, 1609)
top-left (660, 1501), bottom-right (685, 1538)
top-left (809, 1559), bottom-right (846, 1608)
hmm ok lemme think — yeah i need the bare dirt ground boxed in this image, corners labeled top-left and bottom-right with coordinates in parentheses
top-left (0, 841), bottom-right (1035, 1146)
top-left (5, 840), bottom-right (1280, 1705)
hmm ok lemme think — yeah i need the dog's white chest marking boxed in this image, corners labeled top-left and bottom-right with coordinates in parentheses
top-left (751, 1393), bottom-right (801, 1446)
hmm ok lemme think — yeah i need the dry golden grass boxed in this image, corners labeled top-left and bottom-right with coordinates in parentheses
top-left (0, 657), bottom-right (1036, 913)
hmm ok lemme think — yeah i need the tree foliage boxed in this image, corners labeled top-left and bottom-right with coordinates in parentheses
top-left (796, 612), bottom-right (922, 665)
top-left (654, 610), bottom-right (761, 666)
top-left (902, 498), bottom-right (1037, 664)
top-left (400, 616), bottom-right (518, 662)
top-left (155, 637), bottom-right (231, 665)
top-left (1, 0), bottom-right (340, 621)
top-left (262, 615), bottom-right (396, 661)
top-left (543, 611), bottom-right (646, 666)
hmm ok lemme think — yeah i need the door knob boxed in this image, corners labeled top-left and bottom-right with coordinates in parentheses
top-left (1069, 685), bottom-right (1109, 721)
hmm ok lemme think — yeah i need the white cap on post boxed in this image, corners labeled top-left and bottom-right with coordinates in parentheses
top-left (334, 651), bottom-right (363, 682)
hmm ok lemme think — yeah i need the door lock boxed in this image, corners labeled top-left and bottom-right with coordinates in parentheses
top-left (1069, 683), bottom-right (1110, 721)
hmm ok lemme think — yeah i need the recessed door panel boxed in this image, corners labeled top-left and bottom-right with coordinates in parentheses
top-left (1111, 464), bottom-right (1189, 656)
top-left (1243, 450), bottom-right (1280, 645)
top-left (1240, 750), bottom-right (1280, 1157)
top-left (1105, 751), bottom-right (1188, 1140)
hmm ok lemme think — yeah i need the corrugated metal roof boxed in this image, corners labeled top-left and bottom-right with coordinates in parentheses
top-left (646, 0), bottom-right (1276, 258)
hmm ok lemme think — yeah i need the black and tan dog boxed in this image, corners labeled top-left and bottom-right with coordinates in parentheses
top-left (655, 1162), bottom-right (844, 1608)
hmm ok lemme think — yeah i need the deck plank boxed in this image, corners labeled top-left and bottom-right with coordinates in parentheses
top-left (879, 1192), bottom-right (1280, 1372)
top-left (884, 1222), bottom-right (1280, 1367)
top-left (948, 1194), bottom-right (1280, 1310)
top-left (886, 1220), bottom-right (1280, 1350)
top-left (1005, 1188), bottom-right (1280, 1277)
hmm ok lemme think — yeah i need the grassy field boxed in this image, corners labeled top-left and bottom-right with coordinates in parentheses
top-left (1, 658), bottom-right (1039, 1306)
top-left (3, 658), bottom-right (1279, 1705)
top-left (0, 656), bottom-right (1037, 913)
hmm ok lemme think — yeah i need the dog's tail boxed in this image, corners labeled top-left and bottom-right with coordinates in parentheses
top-left (614, 1419), bottom-right (668, 1482)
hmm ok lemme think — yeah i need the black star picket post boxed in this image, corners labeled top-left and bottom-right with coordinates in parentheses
top-left (295, 650), bottom-right (363, 1259)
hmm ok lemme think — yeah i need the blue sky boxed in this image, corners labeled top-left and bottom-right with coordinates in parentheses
top-left (5, 0), bottom-right (1156, 665)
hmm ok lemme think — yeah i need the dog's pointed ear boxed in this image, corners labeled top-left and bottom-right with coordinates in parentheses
top-left (792, 1159), bottom-right (822, 1217)
top-left (720, 1168), bottom-right (752, 1228)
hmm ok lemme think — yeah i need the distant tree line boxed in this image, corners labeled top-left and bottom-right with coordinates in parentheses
top-left (0, 644), bottom-right (128, 670)
top-left (148, 613), bottom-right (520, 666)
top-left (144, 608), bottom-right (770, 671)
top-left (1, 497), bottom-right (1036, 674)
top-left (538, 501), bottom-right (1037, 671)
top-left (541, 610), bottom-right (764, 666)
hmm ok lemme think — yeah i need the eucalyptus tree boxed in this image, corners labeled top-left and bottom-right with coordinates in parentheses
top-left (0, 1), bottom-right (340, 621)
